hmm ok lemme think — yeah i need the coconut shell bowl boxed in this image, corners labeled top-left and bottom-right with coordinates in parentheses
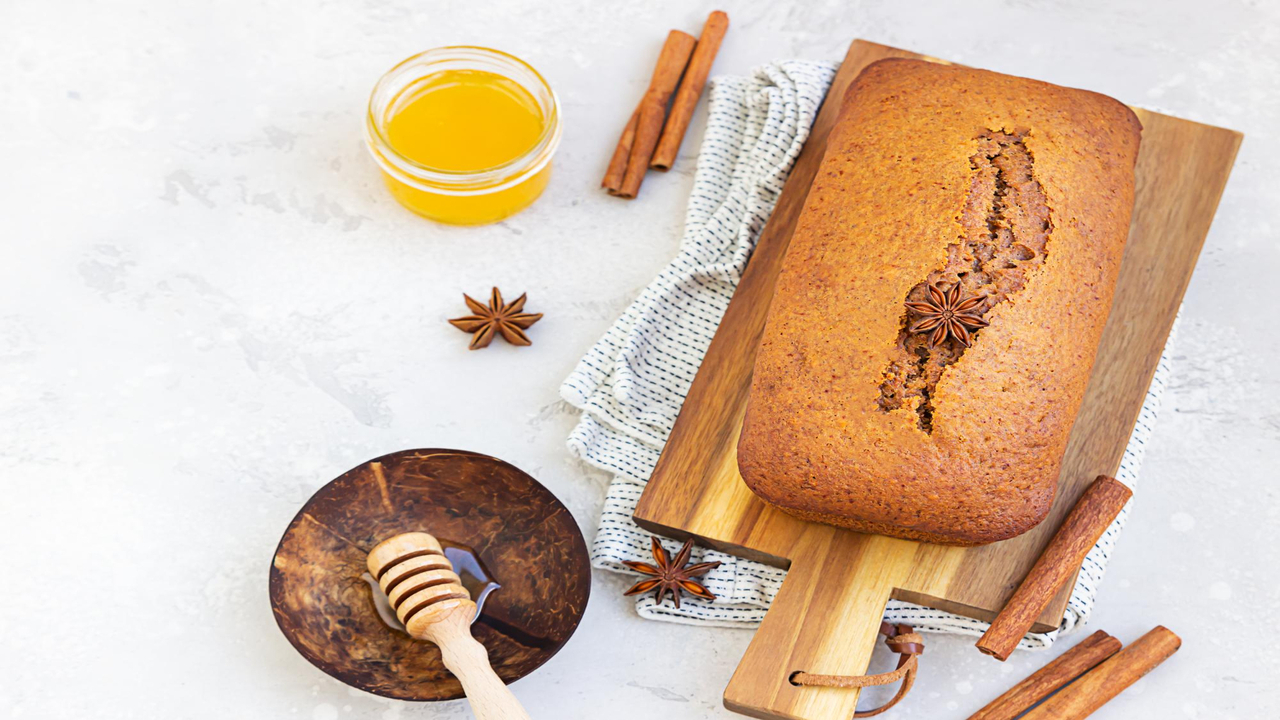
top-left (269, 449), bottom-right (591, 700)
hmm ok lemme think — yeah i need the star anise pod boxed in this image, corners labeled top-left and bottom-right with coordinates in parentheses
top-left (448, 288), bottom-right (543, 350)
top-left (622, 537), bottom-right (721, 608)
top-left (905, 281), bottom-right (989, 348)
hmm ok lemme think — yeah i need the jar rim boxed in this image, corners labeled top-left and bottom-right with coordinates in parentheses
top-left (364, 46), bottom-right (562, 195)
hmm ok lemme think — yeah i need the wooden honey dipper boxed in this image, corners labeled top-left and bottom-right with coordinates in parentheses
top-left (368, 532), bottom-right (531, 720)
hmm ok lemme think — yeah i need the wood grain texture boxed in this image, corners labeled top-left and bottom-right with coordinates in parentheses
top-left (270, 449), bottom-right (590, 701)
top-left (632, 40), bottom-right (1240, 719)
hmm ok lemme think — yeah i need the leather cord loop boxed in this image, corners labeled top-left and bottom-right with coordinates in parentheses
top-left (790, 622), bottom-right (924, 718)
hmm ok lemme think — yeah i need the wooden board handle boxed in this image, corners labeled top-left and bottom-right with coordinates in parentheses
top-left (725, 529), bottom-right (916, 719)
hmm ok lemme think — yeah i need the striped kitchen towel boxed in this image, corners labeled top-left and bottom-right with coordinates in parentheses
top-left (560, 60), bottom-right (1172, 650)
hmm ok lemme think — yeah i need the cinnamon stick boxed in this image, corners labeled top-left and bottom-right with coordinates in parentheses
top-left (967, 630), bottom-right (1122, 720)
top-left (601, 105), bottom-right (639, 193)
top-left (613, 29), bottom-right (696, 198)
top-left (1022, 626), bottom-right (1181, 719)
top-left (977, 475), bottom-right (1132, 661)
top-left (650, 10), bottom-right (729, 171)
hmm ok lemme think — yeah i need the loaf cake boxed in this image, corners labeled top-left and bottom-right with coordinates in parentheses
top-left (737, 59), bottom-right (1141, 546)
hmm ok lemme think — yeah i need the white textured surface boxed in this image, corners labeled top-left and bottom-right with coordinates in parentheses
top-left (1, 1), bottom-right (1276, 719)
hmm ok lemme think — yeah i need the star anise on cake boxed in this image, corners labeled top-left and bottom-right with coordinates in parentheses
top-left (906, 281), bottom-right (990, 348)
top-left (448, 288), bottom-right (543, 350)
top-left (622, 537), bottom-right (721, 609)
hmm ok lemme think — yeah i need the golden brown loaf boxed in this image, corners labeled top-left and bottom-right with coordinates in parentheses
top-left (737, 59), bottom-right (1141, 546)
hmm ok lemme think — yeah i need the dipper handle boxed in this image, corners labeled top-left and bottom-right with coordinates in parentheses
top-left (429, 608), bottom-right (532, 720)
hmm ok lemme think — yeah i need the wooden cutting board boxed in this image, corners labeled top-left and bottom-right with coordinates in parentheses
top-left (633, 40), bottom-right (1241, 719)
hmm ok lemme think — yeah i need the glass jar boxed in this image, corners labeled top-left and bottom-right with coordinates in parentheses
top-left (364, 47), bottom-right (562, 225)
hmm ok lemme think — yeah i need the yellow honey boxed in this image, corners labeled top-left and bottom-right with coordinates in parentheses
top-left (366, 48), bottom-right (561, 225)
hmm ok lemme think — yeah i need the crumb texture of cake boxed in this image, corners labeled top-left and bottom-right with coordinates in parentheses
top-left (737, 59), bottom-right (1141, 546)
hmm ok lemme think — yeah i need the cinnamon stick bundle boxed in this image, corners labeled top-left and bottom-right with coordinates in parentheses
top-left (977, 475), bottom-right (1132, 661)
top-left (650, 11), bottom-right (730, 170)
top-left (1022, 626), bottom-right (1181, 719)
top-left (602, 30), bottom-right (696, 198)
top-left (966, 630), bottom-right (1121, 720)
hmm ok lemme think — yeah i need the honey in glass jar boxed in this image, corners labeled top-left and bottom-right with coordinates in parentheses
top-left (365, 47), bottom-right (562, 225)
